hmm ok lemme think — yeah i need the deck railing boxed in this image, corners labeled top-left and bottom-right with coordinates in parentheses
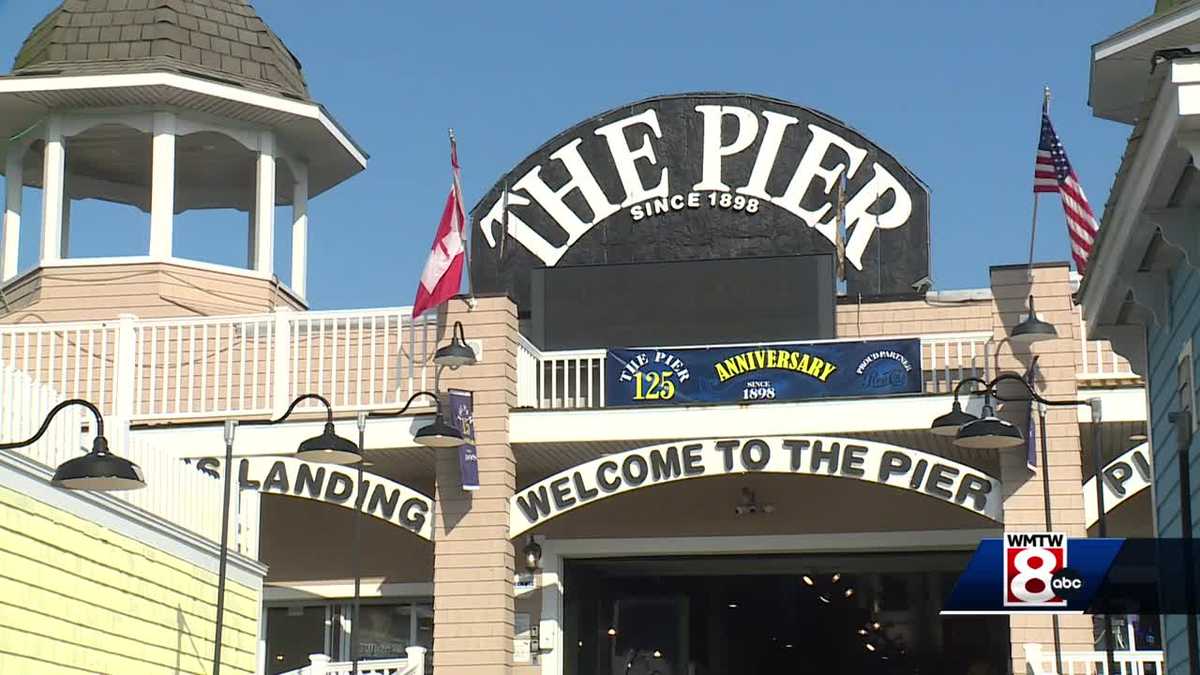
top-left (0, 307), bottom-right (1139, 420)
top-left (0, 361), bottom-right (256, 549)
top-left (1078, 316), bottom-right (1140, 381)
top-left (0, 307), bottom-right (437, 422)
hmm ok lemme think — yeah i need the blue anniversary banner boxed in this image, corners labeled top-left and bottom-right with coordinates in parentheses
top-left (605, 338), bottom-right (923, 407)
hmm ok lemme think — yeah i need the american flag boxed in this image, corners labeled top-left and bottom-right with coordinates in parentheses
top-left (1034, 112), bottom-right (1099, 273)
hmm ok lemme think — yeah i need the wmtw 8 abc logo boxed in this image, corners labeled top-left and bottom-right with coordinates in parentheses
top-left (1003, 532), bottom-right (1085, 607)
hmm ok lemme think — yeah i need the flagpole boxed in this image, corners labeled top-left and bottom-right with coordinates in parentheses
top-left (450, 128), bottom-right (478, 310)
top-left (1027, 87), bottom-right (1050, 282)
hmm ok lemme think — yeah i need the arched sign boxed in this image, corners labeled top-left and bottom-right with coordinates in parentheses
top-left (470, 92), bottom-right (930, 309)
top-left (192, 457), bottom-right (433, 540)
top-left (509, 436), bottom-right (1000, 537)
top-left (1084, 443), bottom-right (1151, 527)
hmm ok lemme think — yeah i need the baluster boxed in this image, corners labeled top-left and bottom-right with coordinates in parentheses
top-left (252, 320), bottom-right (261, 411)
top-left (149, 325), bottom-right (160, 415)
top-left (369, 315), bottom-right (377, 406)
top-left (598, 355), bottom-right (605, 408)
top-left (1079, 314), bottom-right (1089, 376)
top-left (225, 323), bottom-right (234, 411)
top-left (357, 317), bottom-right (365, 407)
top-left (331, 318), bottom-right (341, 408)
top-left (71, 329), bottom-right (81, 399)
top-left (173, 325), bottom-right (183, 414)
top-left (319, 318), bottom-right (327, 403)
top-left (303, 317), bottom-right (312, 400)
top-left (98, 329), bottom-right (108, 414)
top-left (33, 331), bottom-right (41, 383)
top-left (238, 322), bottom-right (247, 411)
top-left (342, 318), bottom-right (351, 408)
top-left (382, 313), bottom-right (391, 403)
top-left (84, 330), bottom-right (93, 405)
top-left (420, 316), bottom-right (430, 392)
top-left (187, 326), bottom-right (196, 415)
top-left (406, 313), bottom-right (417, 398)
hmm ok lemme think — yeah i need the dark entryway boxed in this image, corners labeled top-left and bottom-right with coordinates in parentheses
top-left (563, 552), bottom-right (1008, 675)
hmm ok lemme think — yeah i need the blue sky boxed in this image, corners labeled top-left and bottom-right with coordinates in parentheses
top-left (0, 2), bottom-right (1148, 309)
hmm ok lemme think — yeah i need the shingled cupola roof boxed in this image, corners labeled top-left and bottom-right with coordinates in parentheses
top-left (13, 0), bottom-right (309, 101)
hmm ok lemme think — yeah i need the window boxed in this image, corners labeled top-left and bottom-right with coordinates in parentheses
top-left (265, 600), bottom-right (433, 674)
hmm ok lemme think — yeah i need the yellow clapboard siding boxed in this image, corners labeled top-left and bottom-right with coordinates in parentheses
top-left (0, 485), bottom-right (259, 675)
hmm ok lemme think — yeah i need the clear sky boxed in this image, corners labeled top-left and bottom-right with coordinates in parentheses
top-left (0, 1), bottom-right (1149, 310)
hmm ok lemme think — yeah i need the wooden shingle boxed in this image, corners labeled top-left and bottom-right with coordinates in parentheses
top-left (10, 0), bottom-right (309, 100)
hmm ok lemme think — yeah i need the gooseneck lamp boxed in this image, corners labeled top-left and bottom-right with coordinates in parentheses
top-left (1010, 295), bottom-right (1059, 344)
top-left (434, 321), bottom-right (478, 369)
top-left (0, 398), bottom-right (145, 491)
top-left (254, 393), bottom-right (362, 464)
top-left (369, 391), bottom-right (466, 448)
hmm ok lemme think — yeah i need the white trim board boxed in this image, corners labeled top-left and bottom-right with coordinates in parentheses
top-left (511, 394), bottom-right (970, 444)
top-left (0, 72), bottom-right (367, 167)
top-left (264, 580), bottom-right (433, 602)
top-left (541, 529), bottom-right (997, 559)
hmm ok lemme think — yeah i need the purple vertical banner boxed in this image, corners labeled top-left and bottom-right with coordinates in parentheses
top-left (448, 389), bottom-right (480, 491)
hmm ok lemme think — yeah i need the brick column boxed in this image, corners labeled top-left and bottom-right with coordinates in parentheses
top-left (432, 296), bottom-right (519, 675)
top-left (990, 264), bottom-right (1092, 672)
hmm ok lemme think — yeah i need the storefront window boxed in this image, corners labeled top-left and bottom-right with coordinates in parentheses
top-left (265, 600), bottom-right (433, 672)
top-left (357, 604), bottom-right (414, 659)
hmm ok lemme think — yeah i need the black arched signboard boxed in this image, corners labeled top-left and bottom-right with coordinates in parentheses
top-left (470, 92), bottom-right (931, 310)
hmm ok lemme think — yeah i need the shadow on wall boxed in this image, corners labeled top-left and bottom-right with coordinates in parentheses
top-left (177, 606), bottom-right (207, 674)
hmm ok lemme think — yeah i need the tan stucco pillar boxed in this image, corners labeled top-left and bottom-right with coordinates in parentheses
top-left (432, 296), bottom-right (519, 675)
top-left (990, 263), bottom-right (1092, 673)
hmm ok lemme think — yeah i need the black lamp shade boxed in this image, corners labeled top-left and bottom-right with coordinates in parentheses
top-left (954, 414), bottom-right (1025, 449)
top-left (414, 414), bottom-right (465, 448)
top-left (1011, 296), bottom-right (1058, 344)
top-left (52, 437), bottom-right (145, 491)
top-left (434, 341), bottom-right (477, 369)
top-left (295, 422), bottom-right (362, 464)
top-left (930, 401), bottom-right (978, 436)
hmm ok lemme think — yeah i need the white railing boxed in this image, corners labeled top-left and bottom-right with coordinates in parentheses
top-left (0, 307), bottom-right (436, 422)
top-left (283, 648), bottom-right (426, 675)
top-left (922, 331), bottom-right (992, 394)
top-left (1078, 316), bottom-right (1140, 381)
top-left (0, 361), bottom-right (256, 547)
top-left (0, 307), bottom-right (1141, 420)
top-left (1025, 643), bottom-right (1164, 675)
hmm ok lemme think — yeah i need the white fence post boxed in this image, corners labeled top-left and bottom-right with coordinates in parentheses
top-left (112, 313), bottom-right (138, 428)
top-left (405, 646), bottom-right (427, 674)
top-left (272, 309), bottom-right (292, 417)
top-left (307, 654), bottom-right (330, 675)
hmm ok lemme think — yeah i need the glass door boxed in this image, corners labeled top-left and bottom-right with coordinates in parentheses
top-left (609, 596), bottom-right (689, 675)
top-left (266, 606), bottom-right (330, 675)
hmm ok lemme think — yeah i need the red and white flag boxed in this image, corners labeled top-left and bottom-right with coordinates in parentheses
top-left (1034, 109), bottom-right (1099, 273)
top-left (413, 132), bottom-right (467, 318)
